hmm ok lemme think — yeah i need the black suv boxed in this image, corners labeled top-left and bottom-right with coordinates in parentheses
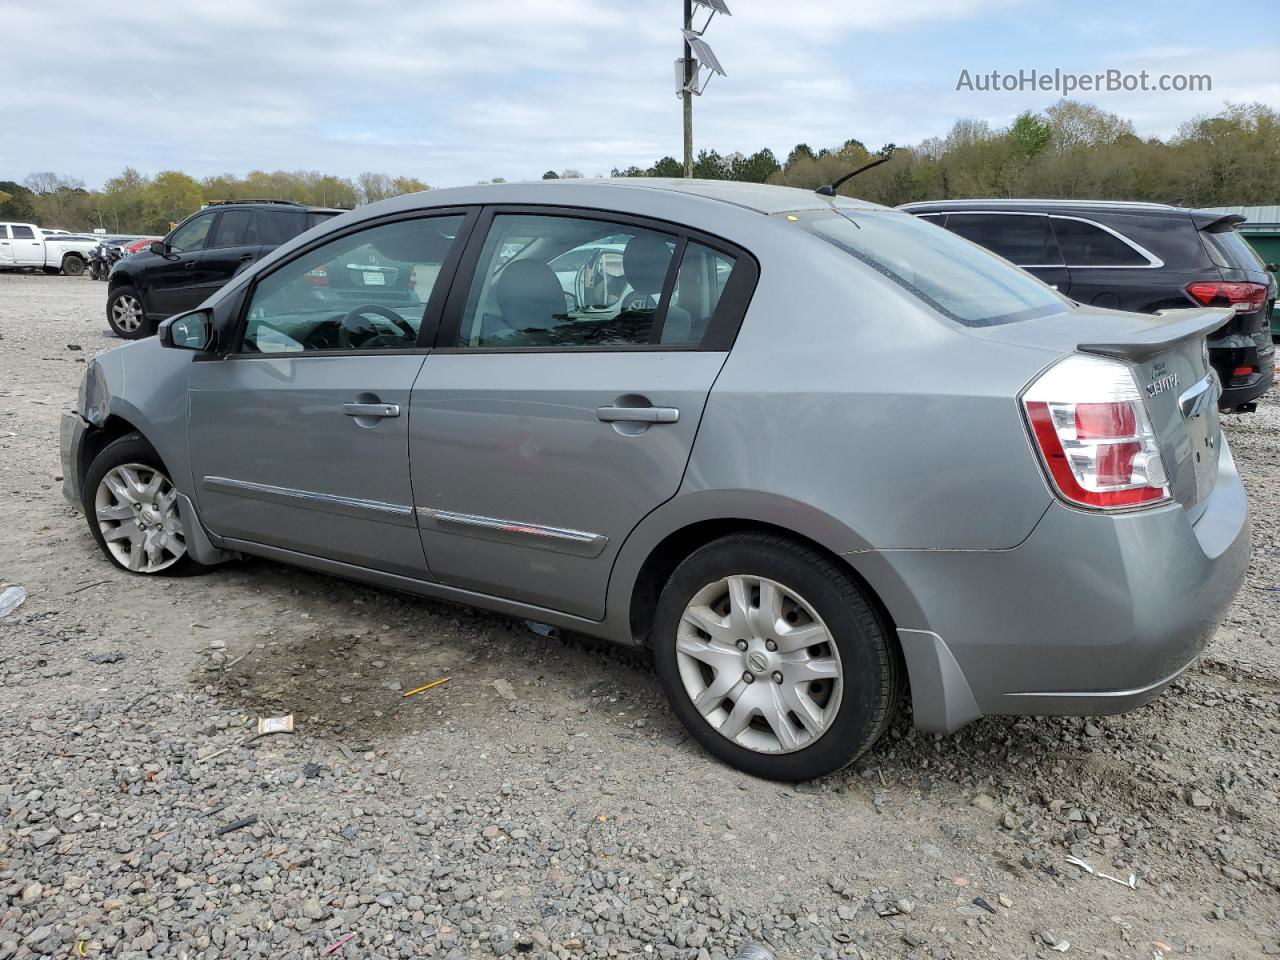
top-left (106, 200), bottom-right (341, 339)
top-left (899, 199), bottom-right (1278, 412)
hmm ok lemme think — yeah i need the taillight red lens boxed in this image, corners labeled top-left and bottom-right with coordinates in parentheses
top-left (1075, 402), bottom-right (1135, 439)
top-left (1231, 365), bottom-right (1254, 378)
top-left (1022, 355), bottom-right (1171, 511)
top-left (1186, 281), bottom-right (1268, 312)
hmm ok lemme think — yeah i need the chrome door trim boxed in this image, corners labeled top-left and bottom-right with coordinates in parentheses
top-left (417, 507), bottom-right (609, 557)
top-left (201, 476), bottom-right (417, 527)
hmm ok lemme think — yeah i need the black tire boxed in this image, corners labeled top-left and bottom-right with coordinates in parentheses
top-left (61, 254), bottom-right (86, 277)
top-left (652, 533), bottom-right (901, 781)
top-left (106, 285), bottom-right (153, 339)
top-left (82, 432), bottom-right (203, 577)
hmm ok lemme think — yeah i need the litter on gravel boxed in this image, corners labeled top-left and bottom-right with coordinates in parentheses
top-left (0, 584), bottom-right (27, 618)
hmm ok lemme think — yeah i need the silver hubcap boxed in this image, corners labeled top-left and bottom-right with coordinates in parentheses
top-left (676, 575), bottom-right (842, 755)
top-left (94, 463), bottom-right (185, 573)
top-left (111, 295), bottom-right (143, 332)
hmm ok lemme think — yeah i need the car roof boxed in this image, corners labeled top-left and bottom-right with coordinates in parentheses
top-left (388, 178), bottom-right (891, 217)
top-left (200, 200), bottom-right (345, 215)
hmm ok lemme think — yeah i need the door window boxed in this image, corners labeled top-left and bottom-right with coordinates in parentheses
top-left (239, 214), bottom-right (465, 354)
top-left (168, 214), bottom-right (215, 254)
top-left (1050, 217), bottom-right (1150, 267)
top-left (945, 214), bottom-right (1061, 266)
top-left (456, 215), bottom-right (692, 348)
top-left (11, 225), bottom-right (34, 239)
top-left (662, 242), bottom-right (737, 344)
top-left (208, 210), bottom-right (258, 249)
top-left (0, 226), bottom-right (9, 239)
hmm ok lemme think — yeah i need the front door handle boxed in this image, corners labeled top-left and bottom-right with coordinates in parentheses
top-left (343, 402), bottom-right (400, 418)
top-left (184, 260), bottom-right (197, 269)
top-left (597, 405), bottom-right (679, 424)
top-left (239, 253), bottom-right (255, 261)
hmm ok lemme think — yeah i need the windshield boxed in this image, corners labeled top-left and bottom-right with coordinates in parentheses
top-left (793, 209), bottom-right (1071, 327)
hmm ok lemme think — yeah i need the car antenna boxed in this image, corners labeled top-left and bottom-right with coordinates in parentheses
top-left (815, 147), bottom-right (894, 197)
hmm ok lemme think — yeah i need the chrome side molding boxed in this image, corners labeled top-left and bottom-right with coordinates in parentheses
top-left (417, 507), bottom-right (609, 557)
top-left (201, 476), bottom-right (417, 527)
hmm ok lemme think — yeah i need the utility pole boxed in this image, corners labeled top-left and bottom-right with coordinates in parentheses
top-left (682, 0), bottom-right (694, 178)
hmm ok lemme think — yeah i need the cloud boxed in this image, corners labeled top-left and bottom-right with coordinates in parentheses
top-left (0, 0), bottom-right (1271, 187)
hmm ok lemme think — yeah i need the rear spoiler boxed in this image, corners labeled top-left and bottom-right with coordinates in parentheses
top-left (1190, 210), bottom-right (1246, 233)
top-left (1077, 307), bottom-right (1233, 363)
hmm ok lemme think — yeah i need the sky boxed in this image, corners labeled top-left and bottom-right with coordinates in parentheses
top-left (2, 0), bottom-right (1277, 189)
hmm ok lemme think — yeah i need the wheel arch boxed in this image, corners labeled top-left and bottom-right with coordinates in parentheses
top-left (610, 492), bottom-right (900, 648)
top-left (77, 414), bottom-right (156, 494)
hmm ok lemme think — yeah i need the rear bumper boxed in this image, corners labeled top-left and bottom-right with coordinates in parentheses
top-left (60, 410), bottom-right (89, 512)
top-left (871, 437), bottom-right (1250, 733)
top-left (1211, 327), bottom-right (1274, 410)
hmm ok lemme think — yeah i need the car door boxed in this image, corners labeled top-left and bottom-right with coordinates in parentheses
top-left (9, 224), bottom-right (43, 266)
top-left (147, 212), bottom-right (216, 318)
top-left (942, 212), bottom-right (1071, 292)
top-left (188, 210), bottom-right (473, 576)
top-left (0, 226), bottom-right (12, 265)
top-left (409, 208), bottom-right (757, 619)
top-left (194, 209), bottom-right (264, 303)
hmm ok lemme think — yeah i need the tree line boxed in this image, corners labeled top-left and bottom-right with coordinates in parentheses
top-left (0, 170), bottom-right (429, 235)
top-left (611, 100), bottom-right (1279, 209)
top-left (2, 99), bottom-right (1276, 235)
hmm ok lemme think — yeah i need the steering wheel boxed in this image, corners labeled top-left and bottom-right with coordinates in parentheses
top-left (336, 304), bottom-right (416, 349)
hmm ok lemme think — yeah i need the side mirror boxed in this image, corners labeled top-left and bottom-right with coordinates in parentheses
top-left (149, 240), bottom-right (167, 256)
top-left (1266, 263), bottom-right (1278, 273)
top-left (158, 309), bottom-right (212, 351)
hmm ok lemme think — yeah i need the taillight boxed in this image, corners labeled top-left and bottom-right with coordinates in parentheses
top-left (1022, 355), bottom-right (1170, 510)
top-left (1185, 280), bottom-right (1268, 313)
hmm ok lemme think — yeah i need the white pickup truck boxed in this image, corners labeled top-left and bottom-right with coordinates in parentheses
top-left (0, 222), bottom-right (99, 276)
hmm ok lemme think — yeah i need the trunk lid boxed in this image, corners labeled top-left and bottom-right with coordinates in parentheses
top-left (971, 305), bottom-right (1232, 513)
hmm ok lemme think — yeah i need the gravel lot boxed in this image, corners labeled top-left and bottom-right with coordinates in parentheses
top-left (0, 271), bottom-right (1277, 960)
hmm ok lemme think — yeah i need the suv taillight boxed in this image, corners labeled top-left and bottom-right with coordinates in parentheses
top-left (1022, 355), bottom-right (1171, 510)
top-left (1185, 280), bottom-right (1268, 313)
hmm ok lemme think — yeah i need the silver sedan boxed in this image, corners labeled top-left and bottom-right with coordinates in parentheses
top-left (60, 179), bottom-right (1250, 780)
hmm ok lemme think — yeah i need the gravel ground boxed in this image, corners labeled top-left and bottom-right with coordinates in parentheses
top-left (0, 271), bottom-right (1277, 960)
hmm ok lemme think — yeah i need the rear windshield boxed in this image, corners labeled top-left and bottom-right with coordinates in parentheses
top-left (794, 209), bottom-right (1070, 327)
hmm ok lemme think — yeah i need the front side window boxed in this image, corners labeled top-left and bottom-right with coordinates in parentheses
top-left (797, 209), bottom-right (1069, 327)
top-left (1050, 217), bottom-right (1149, 267)
top-left (11, 225), bottom-right (34, 239)
top-left (456, 215), bottom-right (681, 348)
top-left (945, 213), bottom-right (1062, 267)
top-left (208, 210), bottom-right (257, 249)
top-left (0, 226), bottom-right (9, 239)
top-left (168, 214), bottom-right (215, 254)
top-left (240, 215), bottom-right (464, 354)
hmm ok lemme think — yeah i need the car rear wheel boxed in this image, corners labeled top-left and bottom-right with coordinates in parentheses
top-left (653, 533), bottom-right (900, 781)
top-left (107, 286), bottom-right (151, 339)
top-left (83, 433), bottom-right (201, 576)
top-left (62, 254), bottom-right (86, 277)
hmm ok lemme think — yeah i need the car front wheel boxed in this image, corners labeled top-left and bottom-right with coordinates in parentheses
top-left (107, 286), bottom-right (151, 339)
top-left (62, 254), bottom-right (86, 277)
top-left (83, 433), bottom-right (200, 576)
top-left (653, 533), bottom-right (900, 781)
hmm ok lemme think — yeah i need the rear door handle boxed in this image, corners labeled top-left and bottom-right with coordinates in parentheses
top-left (343, 402), bottom-right (400, 418)
top-left (239, 253), bottom-right (255, 261)
top-left (596, 405), bottom-right (679, 424)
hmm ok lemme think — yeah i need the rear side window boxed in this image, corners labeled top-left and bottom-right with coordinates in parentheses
top-left (258, 210), bottom-right (309, 246)
top-left (944, 213), bottom-right (1062, 266)
top-left (11, 225), bottom-right (34, 239)
top-left (208, 210), bottom-right (258, 248)
top-left (797, 209), bottom-right (1068, 327)
top-left (0, 226), bottom-right (9, 239)
top-left (1050, 218), bottom-right (1150, 267)
top-left (455, 213), bottom-right (712, 349)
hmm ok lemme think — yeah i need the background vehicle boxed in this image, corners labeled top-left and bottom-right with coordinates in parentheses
top-left (105, 200), bottom-right (339, 339)
top-left (900, 199), bottom-right (1278, 413)
top-left (0, 221), bottom-right (98, 275)
top-left (61, 180), bottom-right (1249, 781)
